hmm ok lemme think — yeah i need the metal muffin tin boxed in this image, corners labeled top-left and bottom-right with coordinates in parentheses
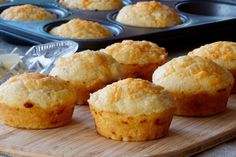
top-left (0, 0), bottom-right (236, 50)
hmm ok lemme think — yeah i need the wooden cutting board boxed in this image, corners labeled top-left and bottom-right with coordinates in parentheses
top-left (0, 95), bottom-right (236, 157)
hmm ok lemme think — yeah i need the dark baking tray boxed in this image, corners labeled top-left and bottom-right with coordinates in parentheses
top-left (1, 0), bottom-right (236, 50)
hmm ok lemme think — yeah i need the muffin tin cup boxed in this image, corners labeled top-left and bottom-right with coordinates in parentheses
top-left (176, 1), bottom-right (236, 17)
top-left (1, 0), bottom-right (236, 50)
top-left (43, 19), bottom-right (124, 50)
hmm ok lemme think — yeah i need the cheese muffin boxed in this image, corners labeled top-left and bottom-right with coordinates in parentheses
top-left (116, 1), bottom-right (181, 28)
top-left (50, 50), bottom-right (123, 105)
top-left (89, 78), bottom-right (175, 141)
top-left (0, 73), bottom-right (77, 129)
top-left (49, 18), bottom-right (112, 39)
top-left (188, 41), bottom-right (236, 93)
top-left (0, 0), bottom-right (6, 3)
top-left (59, 0), bottom-right (123, 10)
top-left (102, 40), bottom-right (167, 81)
top-left (0, 4), bottom-right (57, 21)
top-left (152, 56), bottom-right (234, 116)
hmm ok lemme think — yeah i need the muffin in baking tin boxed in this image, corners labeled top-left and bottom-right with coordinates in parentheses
top-left (102, 40), bottom-right (168, 81)
top-left (116, 1), bottom-right (182, 28)
top-left (89, 78), bottom-right (175, 141)
top-left (50, 50), bottom-right (123, 105)
top-left (0, 4), bottom-right (57, 21)
top-left (59, 0), bottom-right (123, 11)
top-left (0, 73), bottom-right (77, 129)
top-left (49, 18), bottom-right (113, 39)
top-left (188, 41), bottom-right (236, 93)
top-left (153, 55), bottom-right (234, 116)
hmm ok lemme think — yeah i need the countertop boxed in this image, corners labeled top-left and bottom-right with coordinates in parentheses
top-left (0, 38), bottom-right (236, 157)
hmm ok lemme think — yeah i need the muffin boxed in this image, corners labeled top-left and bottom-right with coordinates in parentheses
top-left (49, 18), bottom-right (112, 39)
top-left (116, 1), bottom-right (181, 28)
top-left (188, 41), bottom-right (236, 93)
top-left (152, 56), bottom-right (234, 116)
top-left (59, 0), bottom-right (123, 10)
top-left (0, 73), bottom-right (77, 129)
top-left (88, 78), bottom-right (175, 141)
top-left (50, 50), bottom-right (123, 105)
top-left (102, 40), bottom-right (167, 81)
top-left (0, 4), bottom-right (57, 21)
top-left (0, 0), bottom-right (6, 3)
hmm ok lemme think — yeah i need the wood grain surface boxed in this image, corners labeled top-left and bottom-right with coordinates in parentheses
top-left (0, 95), bottom-right (236, 157)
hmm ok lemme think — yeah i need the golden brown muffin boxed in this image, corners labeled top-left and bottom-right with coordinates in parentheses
top-left (59, 0), bottom-right (123, 10)
top-left (0, 73), bottom-right (77, 129)
top-left (88, 78), bottom-right (175, 141)
top-left (152, 55), bottom-right (234, 117)
top-left (0, 4), bottom-right (57, 21)
top-left (188, 41), bottom-right (236, 93)
top-left (50, 50), bottom-right (123, 105)
top-left (49, 18), bottom-right (112, 39)
top-left (116, 1), bottom-right (181, 28)
top-left (102, 40), bottom-right (167, 81)
top-left (0, 0), bottom-right (6, 3)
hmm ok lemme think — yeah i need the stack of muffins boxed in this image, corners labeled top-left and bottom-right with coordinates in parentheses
top-left (0, 1), bottom-right (235, 142)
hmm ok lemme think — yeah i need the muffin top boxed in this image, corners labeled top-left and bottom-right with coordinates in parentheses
top-left (59, 0), bottom-right (123, 10)
top-left (50, 50), bottom-right (123, 92)
top-left (116, 1), bottom-right (181, 28)
top-left (188, 41), bottom-right (236, 70)
top-left (152, 55), bottom-right (234, 93)
top-left (0, 73), bottom-right (77, 109)
top-left (0, 4), bottom-right (57, 21)
top-left (102, 40), bottom-right (168, 65)
top-left (89, 78), bottom-right (175, 115)
top-left (49, 18), bottom-right (112, 39)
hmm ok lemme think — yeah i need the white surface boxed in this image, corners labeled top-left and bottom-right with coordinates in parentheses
top-left (0, 54), bottom-right (21, 69)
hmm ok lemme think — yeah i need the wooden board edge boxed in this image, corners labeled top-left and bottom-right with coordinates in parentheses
top-left (0, 147), bottom-right (54, 157)
top-left (188, 129), bottom-right (236, 156)
top-left (147, 128), bottom-right (236, 157)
